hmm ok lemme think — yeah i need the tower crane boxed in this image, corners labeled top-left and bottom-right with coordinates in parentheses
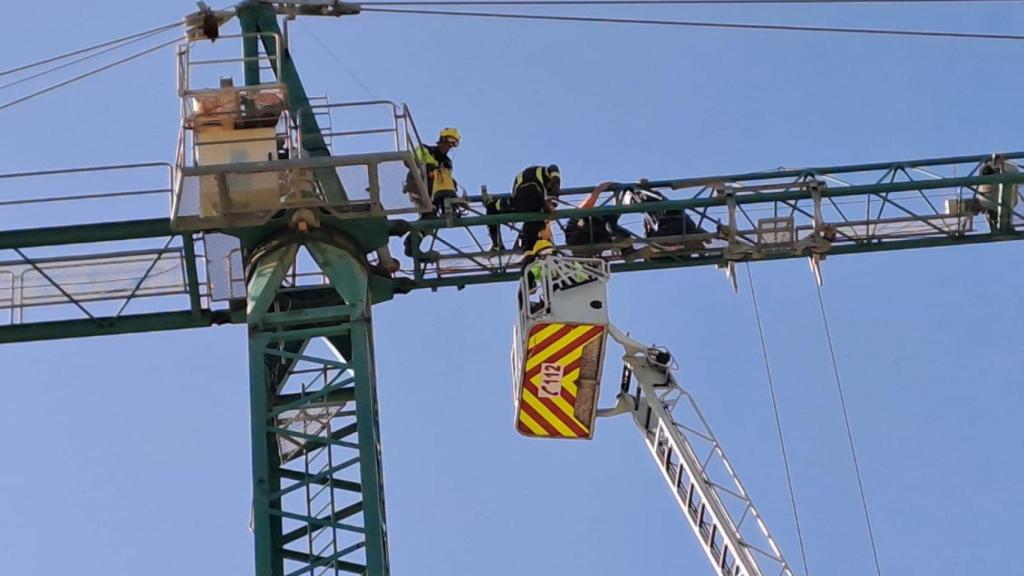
top-left (1, 2), bottom-right (1022, 575)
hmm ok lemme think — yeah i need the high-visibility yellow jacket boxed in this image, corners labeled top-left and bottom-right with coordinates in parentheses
top-left (415, 145), bottom-right (456, 198)
top-left (526, 242), bottom-right (556, 286)
top-left (524, 241), bottom-right (589, 290)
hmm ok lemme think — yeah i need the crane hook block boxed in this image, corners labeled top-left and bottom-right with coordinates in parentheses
top-left (510, 255), bottom-right (611, 440)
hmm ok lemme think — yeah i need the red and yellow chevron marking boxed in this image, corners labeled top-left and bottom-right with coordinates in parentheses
top-left (515, 322), bottom-right (606, 440)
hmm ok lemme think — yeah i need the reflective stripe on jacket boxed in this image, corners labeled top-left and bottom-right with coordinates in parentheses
top-left (415, 145), bottom-right (456, 198)
top-left (514, 165), bottom-right (552, 194)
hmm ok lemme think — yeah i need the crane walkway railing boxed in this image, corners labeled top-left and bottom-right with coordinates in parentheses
top-left (401, 151), bottom-right (1024, 288)
top-left (3, 151), bottom-right (1024, 339)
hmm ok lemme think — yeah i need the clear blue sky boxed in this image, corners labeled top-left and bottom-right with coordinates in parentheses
top-left (1, 1), bottom-right (1022, 575)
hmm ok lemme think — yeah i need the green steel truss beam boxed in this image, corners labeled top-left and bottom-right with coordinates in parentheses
top-left (0, 310), bottom-right (232, 344)
top-left (246, 233), bottom-right (388, 576)
top-left (404, 151), bottom-right (1024, 286)
top-left (2, 151), bottom-right (1024, 342)
top-left (0, 218), bottom-right (172, 249)
top-left (0, 229), bottom-right (210, 343)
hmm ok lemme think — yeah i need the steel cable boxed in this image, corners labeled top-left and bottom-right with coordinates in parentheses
top-left (0, 21), bottom-right (181, 78)
top-left (814, 282), bottom-right (884, 576)
top-left (362, 7), bottom-right (1024, 41)
top-left (364, 0), bottom-right (1021, 5)
top-left (0, 37), bottom-right (181, 113)
top-left (297, 21), bottom-right (379, 99)
top-left (0, 26), bottom-right (180, 92)
top-left (746, 264), bottom-right (812, 576)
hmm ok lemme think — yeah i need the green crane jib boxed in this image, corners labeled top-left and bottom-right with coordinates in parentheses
top-left (3, 150), bottom-right (1021, 345)
top-left (1, 3), bottom-right (1023, 576)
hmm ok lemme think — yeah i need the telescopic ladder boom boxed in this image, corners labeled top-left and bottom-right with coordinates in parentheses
top-left (606, 325), bottom-right (796, 576)
top-left (511, 253), bottom-right (796, 576)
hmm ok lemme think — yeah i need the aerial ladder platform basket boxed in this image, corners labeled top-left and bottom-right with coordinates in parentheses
top-left (511, 255), bottom-right (611, 439)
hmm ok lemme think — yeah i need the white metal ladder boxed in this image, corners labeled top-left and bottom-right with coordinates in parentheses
top-left (607, 325), bottom-right (796, 576)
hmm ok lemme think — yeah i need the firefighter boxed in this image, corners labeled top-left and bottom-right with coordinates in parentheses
top-left (634, 188), bottom-right (708, 256)
top-left (522, 222), bottom-right (591, 299)
top-left (404, 127), bottom-right (461, 257)
top-left (486, 164), bottom-right (562, 252)
top-left (522, 223), bottom-right (557, 289)
top-left (519, 224), bottom-right (557, 313)
top-left (977, 153), bottom-right (1020, 230)
top-left (564, 182), bottom-right (633, 256)
top-left (414, 127), bottom-right (461, 215)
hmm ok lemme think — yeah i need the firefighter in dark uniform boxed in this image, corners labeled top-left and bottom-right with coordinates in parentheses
top-left (404, 127), bottom-right (461, 256)
top-left (563, 182), bottom-right (632, 256)
top-left (486, 164), bottom-right (562, 252)
top-left (635, 188), bottom-right (708, 256)
top-left (977, 153), bottom-right (1019, 230)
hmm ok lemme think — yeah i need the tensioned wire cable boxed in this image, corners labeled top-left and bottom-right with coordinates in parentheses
top-left (363, 0), bottom-right (1021, 5)
top-left (745, 264), bottom-right (812, 576)
top-left (0, 37), bottom-right (181, 112)
top-left (2, 0), bottom-right (1011, 91)
top-left (0, 25), bottom-right (180, 92)
top-left (362, 7), bottom-right (1024, 40)
top-left (814, 282), bottom-right (884, 576)
top-left (0, 0), bottom-right (1009, 81)
top-left (297, 20), bottom-right (379, 99)
top-left (0, 21), bottom-right (181, 78)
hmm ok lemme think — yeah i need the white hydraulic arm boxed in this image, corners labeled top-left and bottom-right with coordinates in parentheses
top-left (604, 325), bottom-right (795, 576)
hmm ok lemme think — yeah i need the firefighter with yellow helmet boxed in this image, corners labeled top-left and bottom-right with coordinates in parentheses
top-left (404, 127), bottom-right (461, 257)
top-left (519, 223), bottom-right (592, 314)
top-left (518, 223), bottom-right (556, 313)
top-left (523, 223), bottom-right (557, 289)
top-left (414, 127), bottom-right (461, 215)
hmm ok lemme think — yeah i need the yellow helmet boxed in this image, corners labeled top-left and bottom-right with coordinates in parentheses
top-left (529, 239), bottom-right (554, 255)
top-left (439, 127), bottom-right (461, 146)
